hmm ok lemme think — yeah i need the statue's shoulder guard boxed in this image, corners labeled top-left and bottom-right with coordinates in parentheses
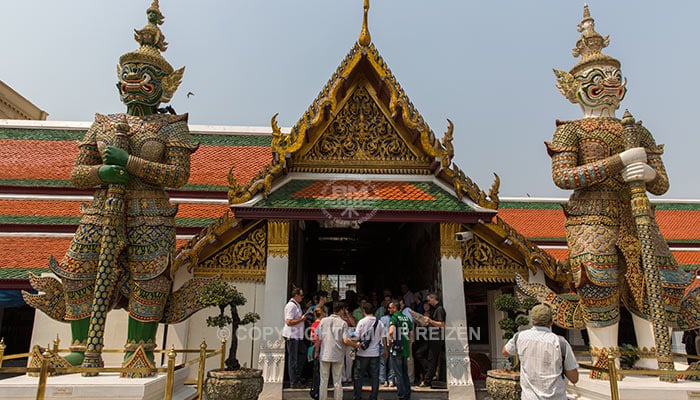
top-left (545, 119), bottom-right (579, 157)
top-left (637, 124), bottom-right (664, 155)
top-left (162, 113), bottom-right (199, 153)
top-left (76, 113), bottom-right (111, 147)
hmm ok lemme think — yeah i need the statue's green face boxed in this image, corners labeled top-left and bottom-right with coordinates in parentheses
top-left (117, 63), bottom-right (167, 108)
top-left (575, 65), bottom-right (627, 110)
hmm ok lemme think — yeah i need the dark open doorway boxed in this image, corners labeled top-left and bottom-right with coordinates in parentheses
top-left (288, 220), bottom-right (442, 299)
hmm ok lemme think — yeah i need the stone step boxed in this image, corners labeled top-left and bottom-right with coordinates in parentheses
top-left (283, 385), bottom-right (449, 400)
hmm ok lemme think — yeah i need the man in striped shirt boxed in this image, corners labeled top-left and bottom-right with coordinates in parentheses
top-left (502, 304), bottom-right (578, 400)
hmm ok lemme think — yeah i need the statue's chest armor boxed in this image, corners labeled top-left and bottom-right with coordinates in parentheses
top-left (96, 116), bottom-right (168, 162)
top-left (575, 119), bottom-right (625, 164)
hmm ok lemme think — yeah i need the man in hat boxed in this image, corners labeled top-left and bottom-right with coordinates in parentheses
top-left (503, 304), bottom-right (578, 400)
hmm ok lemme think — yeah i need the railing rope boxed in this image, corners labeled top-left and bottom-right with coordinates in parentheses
top-left (0, 338), bottom-right (227, 400)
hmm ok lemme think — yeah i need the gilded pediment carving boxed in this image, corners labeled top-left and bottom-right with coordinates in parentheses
top-left (292, 84), bottom-right (429, 173)
top-left (462, 234), bottom-right (528, 283)
top-left (194, 220), bottom-right (268, 282)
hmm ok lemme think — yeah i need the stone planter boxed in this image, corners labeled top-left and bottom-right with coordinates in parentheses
top-left (204, 368), bottom-right (263, 400)
top-left (485, 369), bottom-right (521, 400)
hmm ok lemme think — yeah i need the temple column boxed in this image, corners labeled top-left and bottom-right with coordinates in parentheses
top-left (440, 223), bottom-right (476, 400)
top-left (488, 289), bottom-right (506, 369)
top-left (258, 221), bottom-right (289, 400)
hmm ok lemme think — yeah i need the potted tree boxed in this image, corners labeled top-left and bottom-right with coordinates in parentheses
top-left (199, 280), bottom-right (262, 400)
top-left (485, 293), bottom-right (537, 400)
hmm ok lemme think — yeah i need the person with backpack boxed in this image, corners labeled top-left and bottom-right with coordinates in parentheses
top-left (388, 300), bottom-right (413, 400)
top-left (502, 304), bottom-right (579, 400)
top-left (351, 302), bottom-right (386, 400)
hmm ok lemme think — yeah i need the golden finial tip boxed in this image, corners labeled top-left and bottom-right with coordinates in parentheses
top-left (359, 0), bottom-right (371, 47)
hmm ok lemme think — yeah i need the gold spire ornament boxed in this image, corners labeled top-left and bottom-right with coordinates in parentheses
top-left (569, 3), bottom-right (618, 75)
top-left (359, 0), bottom-right (371, 47)
top-left (118, 0), bottom-right (184, 103)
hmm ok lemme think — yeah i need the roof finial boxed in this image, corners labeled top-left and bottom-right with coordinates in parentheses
top-left (359, 0), bottom-right (371, 47)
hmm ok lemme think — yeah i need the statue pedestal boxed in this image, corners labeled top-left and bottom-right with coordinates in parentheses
top-left (567, 369), bottom-right (700, 400)
top-left (0, 368), bottom-right (195, 400)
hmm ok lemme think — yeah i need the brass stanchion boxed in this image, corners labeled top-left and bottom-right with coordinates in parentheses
top-left (220, 339), bottom-right (226, 370)
top-left (164, 346), bottom-right (176, 400)
top-left (36, 348), bottom-right (52, 400)
top-left (198, 340), bottom-right (207, 399)
top-left (0, 338), bottom-right (5, 368)
top-left (607, 354), bottom-right (620, 400)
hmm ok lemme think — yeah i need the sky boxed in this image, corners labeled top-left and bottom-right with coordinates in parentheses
top-left (3, 1), bottom-right (699, 199)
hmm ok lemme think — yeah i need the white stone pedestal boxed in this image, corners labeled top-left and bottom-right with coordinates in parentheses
top-left (567, 369), bottom-right (700, 400)
top-left (0, 368), bottom-right (196, 400)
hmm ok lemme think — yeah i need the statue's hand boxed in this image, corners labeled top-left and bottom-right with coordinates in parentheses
top-left (619, 147), bottom-right (647, 166)
top-left (621, 162), bottom-right (657, 183)
top-left (98, 165), bottom-right (130, 184)
top-left (102, 145), bottom-right (129, 167)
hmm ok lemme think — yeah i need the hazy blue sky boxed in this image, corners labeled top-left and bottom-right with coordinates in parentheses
top-left (3, 1), bottom-right (699, 198)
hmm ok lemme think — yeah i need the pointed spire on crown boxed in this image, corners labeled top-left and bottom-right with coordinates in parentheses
top-left (358, 0), bottom-right (371, 47)
top-left (119, 0), bottom-right (173, 74)
top-left (569, 3), bottom-right (619, 75)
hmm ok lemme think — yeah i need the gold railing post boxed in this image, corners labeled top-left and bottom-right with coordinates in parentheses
top-left (36, 349), bottom-right (52, 400)
top-left (197, 340), bottom-right (207, 399)
top-left (0, 338), bottom-right (5, 368)
top-left (52, 335), bottom-right (60, 354)
top-left (607, 354), bottom-right (619, 400)
top-left (220, 339), bottom-right (226, 370)
top-left (164, 346), bottom-right (176, 400)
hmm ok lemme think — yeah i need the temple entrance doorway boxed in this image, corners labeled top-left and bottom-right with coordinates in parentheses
top-left (288, 220), bottom-right (442, 304)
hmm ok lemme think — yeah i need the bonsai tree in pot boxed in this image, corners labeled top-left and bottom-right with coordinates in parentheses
top-left (199, 280), bottom-right (260, 370)
top-left (199, 280), bottom-right (262, 400)
top-left (486, 293), bottom-right (537, 400)
top-left (495, 293), bottom-right (538, 345)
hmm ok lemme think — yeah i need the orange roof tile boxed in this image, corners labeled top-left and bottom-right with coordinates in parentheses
top-left (0, 200), bottom-right (229, 220)
top-left (543, 248), bottom-right (700, 266)
top-left (189, 145), bottom-right (272, 187)
top-left (0, 140), bottom-right (76, 181)
top-left (0, 237), bottom-right (192, 271)
top-left (291, 181), bottom-right (436, 201)
top-left (499, 208), bottom-right (700, 242)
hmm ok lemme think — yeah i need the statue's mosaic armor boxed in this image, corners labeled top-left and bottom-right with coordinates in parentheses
top-left (56, 113), bottom-right (196, 323)
top-left (547, 117), bottom-right (691, 327)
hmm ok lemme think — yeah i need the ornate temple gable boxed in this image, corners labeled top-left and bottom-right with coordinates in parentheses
top-left (462, 232), bottom-right (529, 283)
top-left (467, 217), bottom-right (570, 284)
top-left (291, 83), bottom-right (430, 174)
top-left (175, 212), bottom-right (267, 282)
top-left (228, 2), bottom-right (500, 209)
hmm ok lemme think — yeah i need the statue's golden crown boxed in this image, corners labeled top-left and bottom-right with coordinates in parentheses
top-left (119, 0), bottom-right (174, 74)
top-left (568, 4), bottom-right (620, 75)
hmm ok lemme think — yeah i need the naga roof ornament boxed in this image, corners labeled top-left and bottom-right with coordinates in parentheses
top-left (119, 0), bottom-right (184, 103)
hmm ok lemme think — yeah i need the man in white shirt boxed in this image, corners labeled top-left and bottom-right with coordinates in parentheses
top-left (317, 300), bottom-right (357, 400)
top-left (502, 304), bottom-right (579, 400)
top-left (351, 302), bottom-right (387, 400)
top-left (282, 287), bottom-right (307, 389)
